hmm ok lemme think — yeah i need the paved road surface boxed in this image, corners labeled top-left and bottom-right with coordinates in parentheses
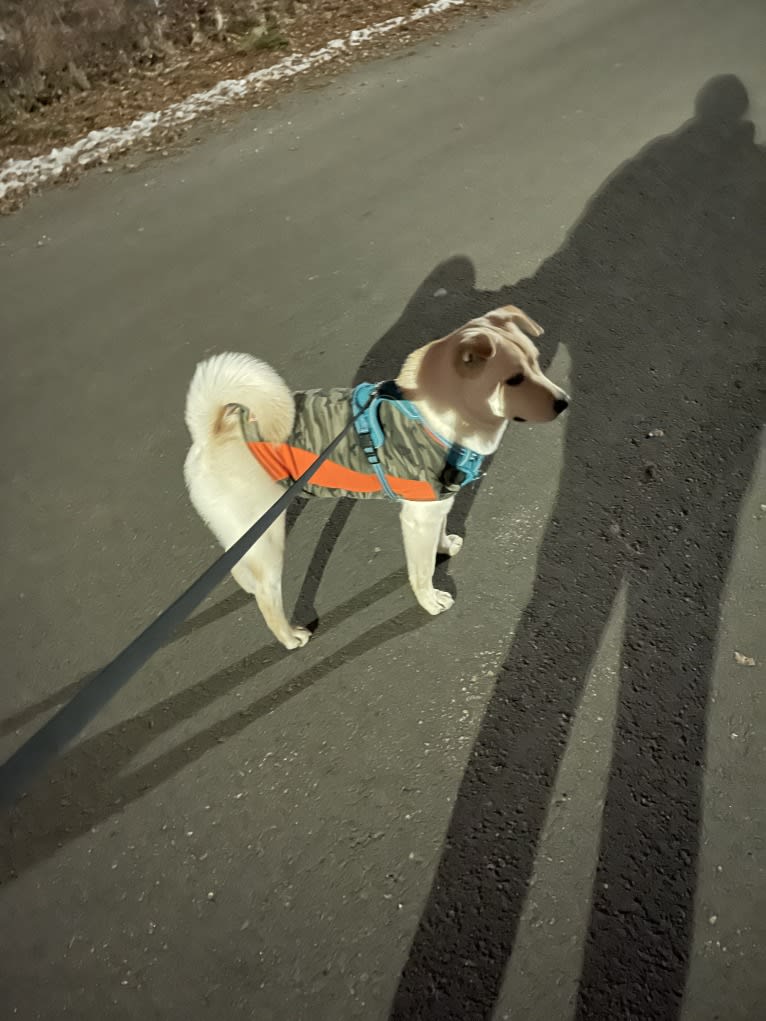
top-left (1, 0), bottom-right (765, 1018)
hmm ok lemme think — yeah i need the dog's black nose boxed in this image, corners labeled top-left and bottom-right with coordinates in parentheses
top-left (554, 396), bottom-right (569, 415)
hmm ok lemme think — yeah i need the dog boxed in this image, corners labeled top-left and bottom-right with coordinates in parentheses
top-left (184, 305), bottom-right (569, 649)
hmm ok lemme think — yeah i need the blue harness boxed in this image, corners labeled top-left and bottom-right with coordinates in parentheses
top-left (351, 380), bottom-right (484, 501)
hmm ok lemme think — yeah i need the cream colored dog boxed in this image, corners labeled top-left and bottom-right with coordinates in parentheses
top-left (184, 305), bottom-right (568, 649)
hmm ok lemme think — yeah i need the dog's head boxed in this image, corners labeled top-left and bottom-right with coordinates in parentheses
top-left (402, 305), bottom-right (569, 428)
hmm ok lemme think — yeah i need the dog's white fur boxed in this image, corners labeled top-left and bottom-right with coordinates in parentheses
top-left (184, 305), bottom-right (568, 649)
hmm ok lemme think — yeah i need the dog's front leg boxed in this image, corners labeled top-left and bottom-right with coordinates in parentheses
top-left (437, 511), bottom-right (463, 558)
top-left (400, 497), bottom-right (455, 615)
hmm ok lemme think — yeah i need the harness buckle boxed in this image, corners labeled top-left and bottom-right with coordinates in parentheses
top-left (439, 465), bottom-right (469, 492)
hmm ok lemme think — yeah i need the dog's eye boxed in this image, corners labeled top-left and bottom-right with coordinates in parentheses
top-left (506, 374), bottom-right (525, 386)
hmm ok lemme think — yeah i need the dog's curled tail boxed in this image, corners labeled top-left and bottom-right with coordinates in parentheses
top-left (185, 352), bottom-right (295, 447)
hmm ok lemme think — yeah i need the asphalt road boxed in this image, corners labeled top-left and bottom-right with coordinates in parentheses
top-left (1, 0), bottom-right (765, 1018)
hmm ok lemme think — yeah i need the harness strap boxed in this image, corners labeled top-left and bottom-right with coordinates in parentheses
top-left (351, 381), bottom-right (484, 500)
top-left (352, 382), bottom-right (397, 499)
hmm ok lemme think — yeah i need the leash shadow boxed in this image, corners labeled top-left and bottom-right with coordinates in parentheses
top-left (0, 568), bottom-right (423, 883)
top-left (0, 588), bottom-right (251, 739)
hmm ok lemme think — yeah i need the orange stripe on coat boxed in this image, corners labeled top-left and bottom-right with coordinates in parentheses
top-left (247, 442), bottom-right (437, 501)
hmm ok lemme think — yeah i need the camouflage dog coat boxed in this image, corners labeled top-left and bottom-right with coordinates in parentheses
top-left (239, 381), bottom-right (484, 502)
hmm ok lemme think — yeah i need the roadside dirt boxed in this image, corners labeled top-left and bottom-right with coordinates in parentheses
top-left (0, 0), bottom-right (516, 213)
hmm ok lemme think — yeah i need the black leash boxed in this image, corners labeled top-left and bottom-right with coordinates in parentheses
top-left (0, 389), bottom-right (379, 809)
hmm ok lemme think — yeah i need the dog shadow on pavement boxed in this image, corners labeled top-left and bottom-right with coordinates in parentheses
top-left (389, 74), bottom-right (765, 1021)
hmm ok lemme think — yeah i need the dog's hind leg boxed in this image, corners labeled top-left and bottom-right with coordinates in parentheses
top-left (186, 453), bottom-right (310, 650)
top-left (231, 515), bottom-right (311, 651)
top-left (400, 497), bottom-right (455, 615)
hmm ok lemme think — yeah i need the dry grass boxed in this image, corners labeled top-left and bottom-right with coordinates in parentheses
top-left (0, 1), bottom-right (157, 109)
top-left (0, 2), bottom-right (301, 115)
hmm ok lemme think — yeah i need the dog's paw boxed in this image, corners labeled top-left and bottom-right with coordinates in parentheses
top-left (281, 626), bottom-right (311, 650)
top-left (438, 533), bottom-right (463, 557)
top-left (418, 588), bottom-right (455, 615)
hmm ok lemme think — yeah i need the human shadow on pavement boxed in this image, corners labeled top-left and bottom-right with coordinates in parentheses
top-left (389, 75), bottom-right (765, 1020)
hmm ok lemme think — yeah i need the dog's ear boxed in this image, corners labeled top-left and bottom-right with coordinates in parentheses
top-left (500, 305), bottom-right (544, 338)
top-left (456, 331), bottom-right (496, 371)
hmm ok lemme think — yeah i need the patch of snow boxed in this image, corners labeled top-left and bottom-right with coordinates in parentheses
top-left (0, 0), bottom-right (465, 201)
